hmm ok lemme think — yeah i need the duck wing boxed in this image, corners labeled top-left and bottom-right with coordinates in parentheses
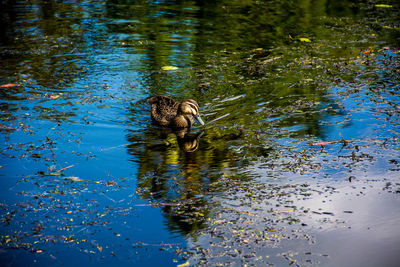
top-left (147, 95), bottom-right (180, 126)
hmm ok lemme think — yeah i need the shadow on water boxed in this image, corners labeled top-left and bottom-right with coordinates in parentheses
top-left (0, 0), bottom-right (400, 266)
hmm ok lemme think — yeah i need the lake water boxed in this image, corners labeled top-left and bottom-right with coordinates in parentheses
top-left (0, 0), bottom-right (399, 266)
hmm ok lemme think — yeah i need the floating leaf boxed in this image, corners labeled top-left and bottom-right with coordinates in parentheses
top-left (96, 244), bottom-right (103, 252)
top-left (161, 66), bottom-right (179, 71)
top-left (97, 104), bottom-right (111, 109)
top-left (55, 165), bottom-right (74, 172)
top-left (382, 26), bottom-right (395, 30)
top-left (311, 141), bottom-right (336, 146)
top-left (362, 50), bottom-right (373, 54)
top-left (275, 209), bottom-right (294, 213)
top-left (0, 83), bottom-right (18, 88)
top-left (177, 261), bottom-right (190, 267)
top-left (49, 95), bottom-right (60, 100)
top-left (237, 211), bottom-right (255, 216)
top-left (299, 37), bottom-right (311, 42)
top-left (64, 176), bottom-right (83, 182)
top-left (375, 4), bottom-right (392, 8)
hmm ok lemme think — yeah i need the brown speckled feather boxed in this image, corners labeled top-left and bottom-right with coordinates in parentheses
top-left (147, 95), bottom-right (180, 126)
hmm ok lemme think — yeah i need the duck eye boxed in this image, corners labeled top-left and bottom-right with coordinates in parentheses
top-left (190, 107), bottom-right (198, 114)
top-left (185, 102), bottom-right (199, 115)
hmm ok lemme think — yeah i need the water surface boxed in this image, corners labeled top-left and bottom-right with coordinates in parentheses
top-left (1, 0), bottom-right (399, 266)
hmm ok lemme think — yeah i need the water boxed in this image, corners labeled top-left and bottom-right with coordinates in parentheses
top-left (1, 0), bottom-right (399, 266)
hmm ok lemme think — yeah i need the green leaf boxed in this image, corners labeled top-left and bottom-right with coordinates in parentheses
top-left (375, 4), bottom-right (392, 8)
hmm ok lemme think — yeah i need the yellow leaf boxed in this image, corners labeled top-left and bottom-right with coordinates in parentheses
top-left (49, 94), bottom-right (61, 100)
top-left (177, 261), bottom-right (190, 267)
top-left (64, 176), bottom-right (83, 182)
top-left (299, 38), bottom-right (311, 43)
top-left (161, 66), bottom-right (179, 71)
top-left (375, 4), bottom-right (392, 8)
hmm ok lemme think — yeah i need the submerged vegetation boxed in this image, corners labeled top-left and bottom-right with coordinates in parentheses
top-left (0, 0), bottom-right (399, 266)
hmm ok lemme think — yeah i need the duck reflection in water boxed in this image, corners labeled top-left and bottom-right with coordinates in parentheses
top-left (147, 95), bottom-right (205, 152)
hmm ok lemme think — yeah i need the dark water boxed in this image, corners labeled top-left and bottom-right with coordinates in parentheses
top-left (1, 0), bottom-right (399, 266)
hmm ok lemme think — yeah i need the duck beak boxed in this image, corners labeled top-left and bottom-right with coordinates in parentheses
top-left (194, 114), bottom-right (205, 125)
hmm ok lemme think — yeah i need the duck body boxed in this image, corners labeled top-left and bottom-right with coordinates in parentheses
top-left (147, 95), bottom-right (204, 128)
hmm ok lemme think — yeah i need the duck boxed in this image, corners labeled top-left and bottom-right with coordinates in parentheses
top-left (147, 95), bottom-right (205, 128)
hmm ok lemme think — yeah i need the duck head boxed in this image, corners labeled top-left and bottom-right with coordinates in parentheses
top-left (175, 99), bottom-right (205, 127)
